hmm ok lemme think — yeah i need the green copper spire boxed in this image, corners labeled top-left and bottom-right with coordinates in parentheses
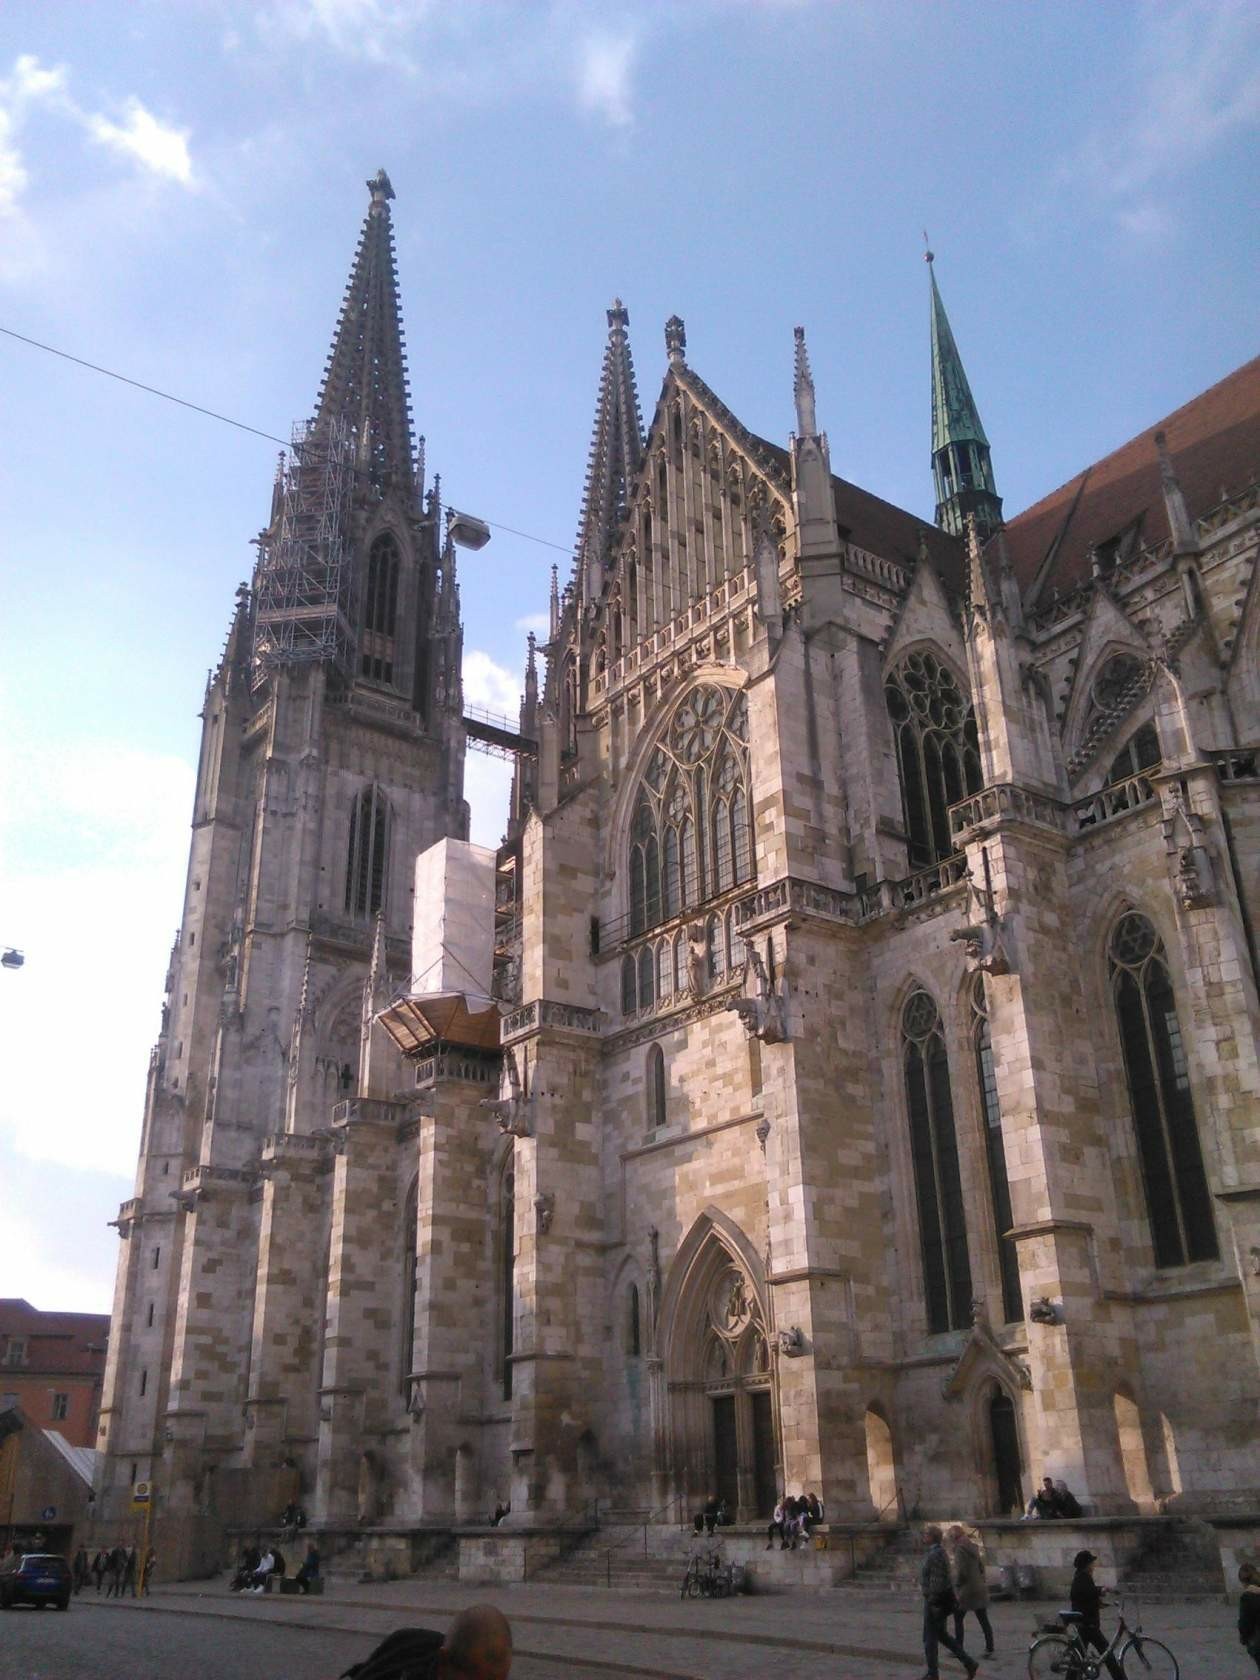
top-left (927, 248), bottom-right (1002, 541)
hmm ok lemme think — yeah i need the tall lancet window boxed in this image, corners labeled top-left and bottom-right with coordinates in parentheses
top-left (885, 651), bottom-right (982, 868)
top-left (903, 990), bottom-right (972, 1333)
top-left (361, 532), bottom-right (400, 683)
top-left (971, 976), bottom-right (1022, 1323)
top-left (626, 685), bottom-right (752, 936)
top-left (400, 1178), bottom-right (418, 1396)
top-left (500, 1162), bottom-right (516, 1400)
top-left (1109, 913), bottom-right (1217, 1267)
top-left (345, 785), bottom-right (389, 917)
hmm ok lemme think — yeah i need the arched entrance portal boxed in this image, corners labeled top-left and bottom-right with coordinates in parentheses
top-left (657, 1210), bottom-right (779, 1521)
top-left (988, 1390), bottom-right (1024, 1517)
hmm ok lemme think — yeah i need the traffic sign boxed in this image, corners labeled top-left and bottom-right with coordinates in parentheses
top-left (131, 1480), bottom-right (152, 1508)
top-left (41, 1505), bottom-right (56, 1521)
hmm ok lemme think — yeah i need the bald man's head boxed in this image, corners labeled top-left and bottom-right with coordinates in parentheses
top-left (440, 1604), bottom-right (513, 1680)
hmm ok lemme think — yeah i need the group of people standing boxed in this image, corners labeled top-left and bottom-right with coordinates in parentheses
top-left (765, 1492), bottom-right (824, 1550)
top-left (918, 1523), bottom-right (993, 1677)
top-left (75, 1543), bottom-right (153, 1596)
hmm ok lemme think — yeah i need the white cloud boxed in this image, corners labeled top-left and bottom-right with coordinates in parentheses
top-left (260, 0), bottom-right (435, 64)
top-left (515, 611), bottom-right (552, 637)
top-left (87, 99), bottom-right (194, 186)
top-left (1063, 0), bottom-right (1260, 237)
top-left (463, 647), bottom-right (521, 717)
top-left (0, 737), bottom-right (194, 1176)
top-left (0, 55), bottom-right (68, 275)
top-left (574, 29), bottom-right (638, 128)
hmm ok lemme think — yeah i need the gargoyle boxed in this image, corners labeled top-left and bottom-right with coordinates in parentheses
top-left (725, 939), bottom-right (789, 1042)
top-left (480, 1046), bottom-right (533, 1137)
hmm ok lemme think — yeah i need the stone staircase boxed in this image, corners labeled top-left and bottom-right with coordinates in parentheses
top-left (832, 1525), bottom-right (918, 1594)
top-left (1118, 1519), bottom-right (1226, 1603)
top-left (529, 1522), bottom-right (694, 1592)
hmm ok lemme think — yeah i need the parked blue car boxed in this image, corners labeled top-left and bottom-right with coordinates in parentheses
top-left (0, 1552), bottom-right (72, 1609)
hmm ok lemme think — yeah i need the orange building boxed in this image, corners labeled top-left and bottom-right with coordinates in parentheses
top-left (0, 1300), bottom-right (109, 1450)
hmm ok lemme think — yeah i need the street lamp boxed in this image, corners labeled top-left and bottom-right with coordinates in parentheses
top-left (1, 949), bottom-right (23, 971)
top-left (447, 510), bottom-right (491, 551)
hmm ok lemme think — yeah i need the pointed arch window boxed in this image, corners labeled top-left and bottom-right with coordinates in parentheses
top-left (626, 1283), bottom-right (642, 1357)
top-left (903, 990), bottom-right (972, 1333)
top-left (971, 977), bottom-right (1022, 1324)
top-left (345, 785), bottom-right (389, 917)
top-left (1109, 913), bottom-right (1217, 1268)
top-left (647, 1043), bottom-right (667, 1131)
top-left (626, 686), bottom-right (753, 935)
top-left (885, 652), bottom-right (981, 868)
top-left (361, 532), bottom-right (400, 683)
top-left (1107, 723), bottom-right (1161, 786)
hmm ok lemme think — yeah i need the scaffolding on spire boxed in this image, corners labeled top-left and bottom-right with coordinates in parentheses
top-left (250, 415), bottom-right (355, 688)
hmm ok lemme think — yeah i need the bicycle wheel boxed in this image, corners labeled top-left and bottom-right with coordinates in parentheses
top-left (1121, 1634), bottom-right (1179, 1679)
top-left (1028, 1634), bottom-right (1081, 1678)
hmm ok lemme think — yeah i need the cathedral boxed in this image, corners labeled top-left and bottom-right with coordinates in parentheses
top-left (96, 171), bottom-right (1260, 1585)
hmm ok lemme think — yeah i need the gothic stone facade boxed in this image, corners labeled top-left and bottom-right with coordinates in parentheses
top-left (96, 179), bottom-right (1260, 1558)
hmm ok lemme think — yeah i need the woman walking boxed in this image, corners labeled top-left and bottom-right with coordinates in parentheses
top-left (947, 1525), bottom-right (995, 1660)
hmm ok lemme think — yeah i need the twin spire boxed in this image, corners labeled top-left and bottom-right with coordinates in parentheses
top-left (314, 168), bottom-right (416, 491)
top-left (573, 298), bottom-right (645, 599)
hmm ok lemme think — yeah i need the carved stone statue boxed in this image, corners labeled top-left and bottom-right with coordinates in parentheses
top-left (776, 1326), bottom-right (805, 1357)
top-left (534, 1192), bottom-right (554, 1234)
top-left (686, 921), bottom-right (708, 997)
top-left (952, 846), bottom-right (1013, 975)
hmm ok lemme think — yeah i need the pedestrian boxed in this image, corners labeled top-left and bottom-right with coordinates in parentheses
top-left (692, 1494), bottom-right (720, 1536)
top-left (122, 1544), bottom-right (138, 1597)
top-left (91, 1549), bottom-right (106, 1592)
top-left (919, 1524), bottom-right (978, 1679)
top-left (1054, 1478), bottom-right (1083, 1518)
top-left (105, 1543), bottom-right (126, 1597)
top-left (766, 1496), bottom-right (788, 1550)
top-left (946, 1525), bottom-right (995, 1661)
top-left (142, 1547), bottom-right (156, 1595)
top-left (1069, 1550), bottom-right (1123, 1679)
top-left (72, 1546), bottom-right (90, 1593)
top-left (296, 1542), bottom-right (321, 1594)
top-left (1239, 1563), bottom-right (1260, 1674)
top-left (341, 1604), bottom-right (513, 1679)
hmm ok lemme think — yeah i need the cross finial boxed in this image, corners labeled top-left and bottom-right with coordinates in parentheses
top-left (664, 314), bottom-right (686, 363)
top-left (367, 167), bottom-right (395, 206)
top-left (923, 229), bottom-right (934, 264)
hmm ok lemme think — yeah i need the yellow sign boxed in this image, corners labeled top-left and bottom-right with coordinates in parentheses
top-left (131, 1480), bottom-right (152, 1508)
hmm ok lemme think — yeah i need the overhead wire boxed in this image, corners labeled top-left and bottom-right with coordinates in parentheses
top-left (0, 323), bottom-right (572, 556)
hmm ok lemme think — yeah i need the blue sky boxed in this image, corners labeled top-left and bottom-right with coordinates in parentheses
top-left (0, 0), bottom-right (1256, 1313)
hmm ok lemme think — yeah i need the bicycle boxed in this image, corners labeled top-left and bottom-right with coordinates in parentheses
top-left (680, 1549), bottom-right (732, 1599)
top-left (1027, 1595), bottom-right (1179, 1679)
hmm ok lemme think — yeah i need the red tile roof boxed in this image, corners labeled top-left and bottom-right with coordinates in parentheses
top-left (0, 1299), bottom-right (109, 1377)
top-left (1000, 356), bottom-right (1260, 599)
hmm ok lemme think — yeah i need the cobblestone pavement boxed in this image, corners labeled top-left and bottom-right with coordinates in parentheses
top-left (8, 1578), bottom-right (1242, 1678)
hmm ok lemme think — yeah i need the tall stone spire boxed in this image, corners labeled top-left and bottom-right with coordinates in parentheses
top-left (314, 168), bottom-right (415, 490)
top-left (573, 299), bottom-right (645, 601)
top-left (793, 325), bottom-right (818, 438)
top-left (927, 249), bottom-right (1002, 541)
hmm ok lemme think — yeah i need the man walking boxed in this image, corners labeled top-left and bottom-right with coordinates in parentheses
top-left (1069, 1550), bottom-right (1123, 1679)
top-left (919, 1525), bottom-right (978, 1680)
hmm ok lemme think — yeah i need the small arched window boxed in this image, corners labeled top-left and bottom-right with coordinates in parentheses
top-left (885, 652), bottom-right (981, 868)
top-left (627, 686), bottom-right (753, 934)
top-left (646, 1043), bottom-right (667, 1131)
top-left (1109, 913), bottom-right (1217, 1267)
top-left (626, 1283), bottom-right (641, 1358)
top-left (361, 532), bottom-right (400, 683)
top-left (345, 785), bottom-right (389, 917)
top-left (903, 990), bottom-right (972, 1333)
top-left (621, 954), bottom-right (637, 1016)
top-left (971, 977), bottom-right (1022, 1324)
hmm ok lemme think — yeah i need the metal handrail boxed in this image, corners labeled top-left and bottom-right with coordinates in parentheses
top-left (597, 1496), bottom-right (691, 1587)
